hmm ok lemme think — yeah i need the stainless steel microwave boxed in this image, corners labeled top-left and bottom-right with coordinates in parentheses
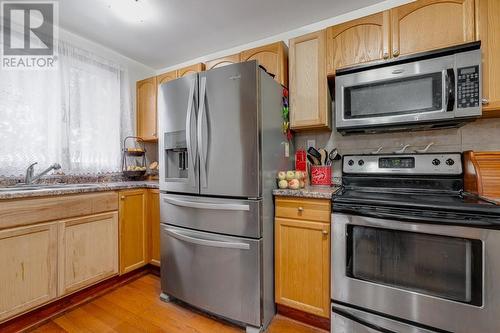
top-left (335, 42), bottom-right (482, 134)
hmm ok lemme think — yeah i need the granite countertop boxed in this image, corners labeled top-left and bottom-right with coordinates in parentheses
top-left (0, 181), bottom-right (159, 200)
top-left (273, 185), bottom-right (341, 200)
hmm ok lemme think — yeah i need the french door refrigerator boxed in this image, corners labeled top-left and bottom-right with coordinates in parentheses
top-left (157, 61), bottom-right (290, 333)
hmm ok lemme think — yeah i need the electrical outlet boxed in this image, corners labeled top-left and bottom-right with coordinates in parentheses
top-left (307, 139), bottom-right (316, 149)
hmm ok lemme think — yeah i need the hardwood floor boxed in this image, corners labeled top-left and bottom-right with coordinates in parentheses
top-left (31, 275), bottom-right (327, 333)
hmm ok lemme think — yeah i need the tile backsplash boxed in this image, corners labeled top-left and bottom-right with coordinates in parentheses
top-left (294, 118), bottom-right (500, 177)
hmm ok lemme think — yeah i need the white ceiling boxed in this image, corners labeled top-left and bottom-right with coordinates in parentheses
top-left (59, 0), bottom-right (387, 69)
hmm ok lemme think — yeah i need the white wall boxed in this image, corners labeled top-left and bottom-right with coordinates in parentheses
top-left (155, 0), bottom-right (414, 74)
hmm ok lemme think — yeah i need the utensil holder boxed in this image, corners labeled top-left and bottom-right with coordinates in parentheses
top-left (310, 165), bottom-right (332, 186)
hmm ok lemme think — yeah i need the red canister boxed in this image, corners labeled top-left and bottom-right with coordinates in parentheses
top-left (310, 165), bottom-right (332, 186)
top-left (295, 149), bottom-right (307, 172)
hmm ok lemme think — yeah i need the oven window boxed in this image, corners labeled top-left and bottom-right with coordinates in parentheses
top-left (346, 226), bottom-right (482, 306)
top-left (344, 73), bottom-right (443, 119)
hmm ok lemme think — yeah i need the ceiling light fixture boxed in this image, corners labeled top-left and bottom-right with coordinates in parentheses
top-left (106, 0), bottom-right (155, 24)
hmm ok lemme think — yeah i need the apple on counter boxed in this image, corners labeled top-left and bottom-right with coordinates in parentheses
top-left (276, 170), bottom-right (306, 190)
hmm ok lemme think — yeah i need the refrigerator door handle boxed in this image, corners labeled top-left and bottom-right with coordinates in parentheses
top-left (163, 196), bottom-right (250, 211)
top-left (197, 76), bottom-right (208, 188)
top-left (185, 78), bottom-right (197, 187)
top-left (165, 227), bottom-right (251, 250)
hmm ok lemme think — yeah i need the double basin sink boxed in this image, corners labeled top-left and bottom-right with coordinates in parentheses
top-left (0, 184), bottom-right (100, 192)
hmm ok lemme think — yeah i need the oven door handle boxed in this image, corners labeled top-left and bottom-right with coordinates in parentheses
top-left (332, 303), bottom-right (437, 333)
top-left (165, 227), bottom-right (250, 250)
top-left (444, 68), bottom-right (455, 112)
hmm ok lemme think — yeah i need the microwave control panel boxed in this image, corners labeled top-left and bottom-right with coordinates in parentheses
top-left (457, 65), bottom-right (479, 109)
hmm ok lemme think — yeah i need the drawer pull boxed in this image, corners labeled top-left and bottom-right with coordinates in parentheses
top-left (297, 207), bottom-right (304, 212)
top-left (322, 230), bottom-right (329, 235)
top-left (120, 196), bottom-right (125, 200)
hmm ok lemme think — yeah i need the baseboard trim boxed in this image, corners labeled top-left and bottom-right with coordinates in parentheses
top-left (0, 264), bottom-right (158, 333)
top-left (277, 304), bottom-right (330, 331)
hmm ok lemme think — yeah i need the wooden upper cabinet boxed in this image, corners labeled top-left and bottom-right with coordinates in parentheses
top-left (58, 212), bottom-right (118, 295)
top-left (0, 223), bottom-right (58, 322)
top-left (391, 0), bottom-right (475, 57)
top-left (327, 11), bottom-right (390, 75)
top-left (156, 70), bottom-right (177, 86)
top-left (289, 30), bottom-right (331, 130)
top-left (119, 189), bottom-right (147, 274)
top-left (205, 53), bottom-right (241, 70)
top-left (477, 0), bottom-right (500, 115)
top-left (241, 41), bottom-right (288, 87)
top-left (177, 63), bottom-right (205, 78)
top-left (136, 77), bottom-right (157, 142)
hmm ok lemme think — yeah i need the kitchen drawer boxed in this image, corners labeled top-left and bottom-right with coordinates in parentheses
top-left (275, 197), bottom-right (330, 222)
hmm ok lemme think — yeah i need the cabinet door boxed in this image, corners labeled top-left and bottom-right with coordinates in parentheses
top-left (327, 11), bottom-right (390, 74)
top-left (149, 189), bottom-right (160, 266)
top-left (391, 0), bottom-right (475, 57)
top-left (176, 63), bottom-right (205, 78)
top-left (136, 77), bottom-right (157, 141)
top-left (58, 212), bottom-right (118, 295)
top-left (119, 189), bottom-right (147, 274)
top-left (289, 30), bottom-right (331, 130)
top-left (0, 223), bottom-right (58, 322)
top-left (241, 42), bottom-right (288, 86)
top-left (477, 0), bottom-right (500, 116)
top-left (157, 70), bottom-right (177, 86)
top-left (205, 53), bottom-right (240, 70)
top-left (275, 218), bottom-right (330, 318)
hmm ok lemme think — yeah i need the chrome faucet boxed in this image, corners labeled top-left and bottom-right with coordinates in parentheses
top-left (24, 162), bottom-right (62, 184)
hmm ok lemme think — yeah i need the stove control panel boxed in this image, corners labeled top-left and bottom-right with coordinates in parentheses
top-left (343, 153), bottom-right (462, 175)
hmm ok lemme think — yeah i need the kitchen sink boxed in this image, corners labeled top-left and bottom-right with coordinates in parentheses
top-left (0, 184), bottom-right (99, 192)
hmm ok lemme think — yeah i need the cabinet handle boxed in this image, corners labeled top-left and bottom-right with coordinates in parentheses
top-left (322, 230), bottom-right (329, 235)
top-left (393, 49), bottom-right (400, 57)
top-left (297, 207), bottom-right (304, 212)
top-left (121, 196), bottom-right (125, 200)
top-left (383, 52), bottom-right (389, 59)
top-left (482, 98), bottom-right (490, 105)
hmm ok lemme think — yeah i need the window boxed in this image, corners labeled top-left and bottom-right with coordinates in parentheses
top-left (0, 39), bottom-right (132, 176)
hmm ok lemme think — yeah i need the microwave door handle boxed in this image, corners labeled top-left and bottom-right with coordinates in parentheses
top-left (185, 78), bottom-right (196, 187)
top-left (445, 68), bottom-right (456, 111)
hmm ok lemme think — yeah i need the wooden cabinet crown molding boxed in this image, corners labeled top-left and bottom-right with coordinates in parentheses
top-left (391, 0), bottom-right (475, 57)
top-left (327, 11), bottom-right (390, 75)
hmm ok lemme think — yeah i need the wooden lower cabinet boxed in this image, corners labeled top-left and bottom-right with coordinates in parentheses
top-left (119, 189), bottom-right (148, 274)
top-left (58, 212), bottom-right (118, 295)
top-left (148, 189), bottom-right (161, 266)
top-left (0, 223), bottom-right (58, 322)
top-left (275, 216), bottom-right (330, 318)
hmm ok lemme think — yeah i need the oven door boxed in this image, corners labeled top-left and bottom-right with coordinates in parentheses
top-left (335, 55), bottom-right (456, 131)
top-left (332, 213), bottom-right (500, 333)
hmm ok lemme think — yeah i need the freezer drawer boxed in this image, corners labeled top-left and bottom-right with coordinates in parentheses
top-left (161, 225), bottom-right (261, 326)
top-left (160, 193), bottom-right (262, 238)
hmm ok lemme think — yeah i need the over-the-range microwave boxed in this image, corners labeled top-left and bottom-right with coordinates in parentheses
top-left (334, 42), bottom-right (482, 135)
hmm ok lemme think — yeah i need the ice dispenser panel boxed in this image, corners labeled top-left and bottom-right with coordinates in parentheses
top-left (164, 130), bottom-right (189, 180)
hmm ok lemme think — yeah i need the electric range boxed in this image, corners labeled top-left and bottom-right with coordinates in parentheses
top-left (330, 152), bottom-right (500, 333)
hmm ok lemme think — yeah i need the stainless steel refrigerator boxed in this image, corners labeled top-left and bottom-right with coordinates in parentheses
top-left (157, 61), bottom-right (290, 333)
